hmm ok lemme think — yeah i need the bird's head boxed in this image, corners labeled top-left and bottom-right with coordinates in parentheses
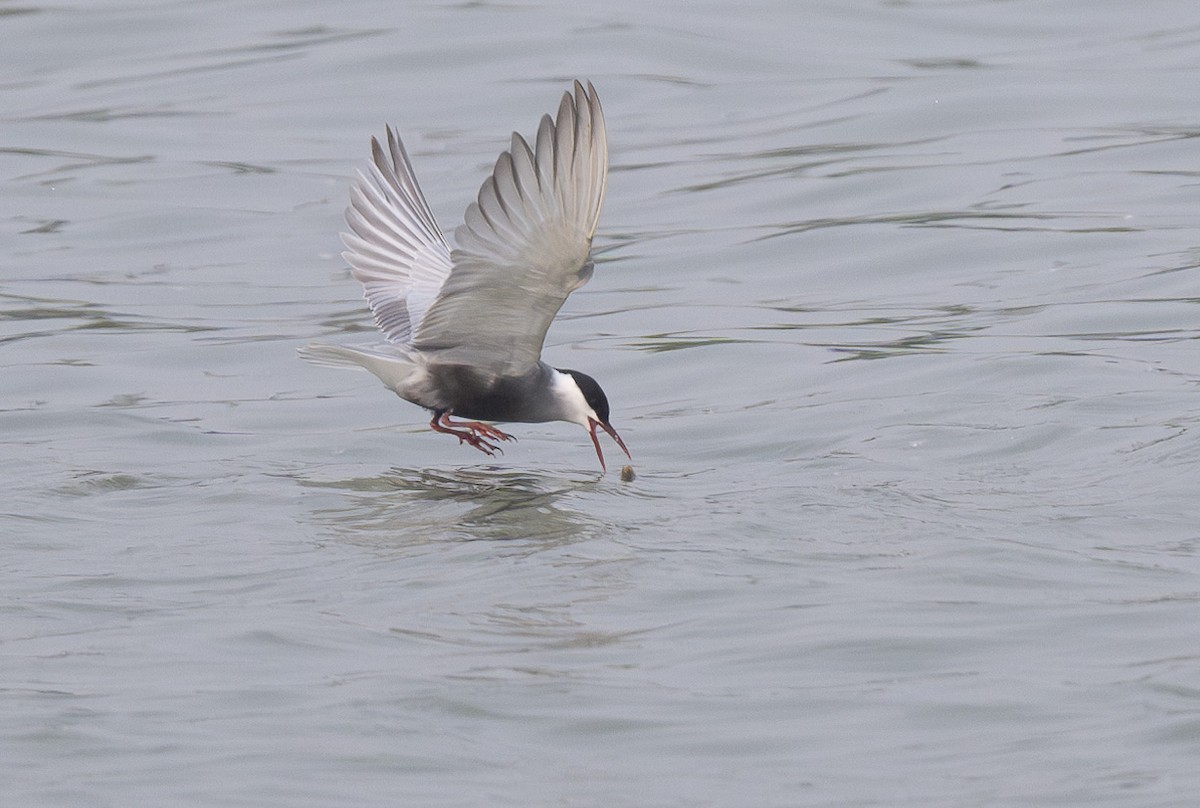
top-left (557, 368), bottom-right (631, 472)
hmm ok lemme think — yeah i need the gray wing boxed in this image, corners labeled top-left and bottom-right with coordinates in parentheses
top-left (411, 80), bottom-right (608, 375)
top-left (341, 126), bottom-right (453, 345)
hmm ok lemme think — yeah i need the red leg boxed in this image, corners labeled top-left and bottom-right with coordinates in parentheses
top-left (441, 414), bottom-right (515, 444)
top-left (428, 411), bottom-right (513, 456)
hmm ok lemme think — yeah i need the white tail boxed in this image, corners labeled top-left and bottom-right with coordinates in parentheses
top-left (297, 343), bottom-right (374, 369)
top-left (297, 342), bottom-right (418, 390)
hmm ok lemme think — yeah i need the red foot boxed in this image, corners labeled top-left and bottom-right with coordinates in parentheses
top-left (429, 412), bottom-right (515, 457)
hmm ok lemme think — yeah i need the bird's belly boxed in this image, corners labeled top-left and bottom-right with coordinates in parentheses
top-left (429, 364), bottom-right (544, 423)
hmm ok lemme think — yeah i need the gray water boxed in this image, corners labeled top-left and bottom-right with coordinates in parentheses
top-left (4, 1), bottom-right (1200, 806)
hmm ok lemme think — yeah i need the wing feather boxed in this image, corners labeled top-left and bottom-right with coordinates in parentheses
top-left (341, 126), bottom-right (453, 344)
top-left (412, 81), bottom-right (608, 374)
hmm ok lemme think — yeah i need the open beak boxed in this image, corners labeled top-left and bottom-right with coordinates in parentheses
top-left (587, 418), bottom-right (632, 473)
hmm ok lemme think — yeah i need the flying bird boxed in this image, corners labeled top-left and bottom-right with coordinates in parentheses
top-left (299, 81), bottom-right (630, 471)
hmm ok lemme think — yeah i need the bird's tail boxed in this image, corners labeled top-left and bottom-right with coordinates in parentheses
top-left (297, 342), bottom-right (417, 389)
top-left (297, 343), bottom-right (373, 369)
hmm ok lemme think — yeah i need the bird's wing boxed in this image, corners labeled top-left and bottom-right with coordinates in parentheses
top-left (341, 127), bottom-right (453, 345)
top-left (411, 80), bottom-right (608, 376)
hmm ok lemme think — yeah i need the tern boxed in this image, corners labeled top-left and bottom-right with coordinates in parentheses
top-left (299, 81), bottom-right (631, 471)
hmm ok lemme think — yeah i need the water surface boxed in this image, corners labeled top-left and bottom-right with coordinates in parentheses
top-left (4, 1), bottom-right (1200, 806)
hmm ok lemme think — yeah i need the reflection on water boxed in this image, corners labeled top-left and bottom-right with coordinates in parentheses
top-left (301, 466), bottom-right (604, 546)
top-left (1, 292), bottom-right (217, 348)
top-left (631, 334), bottom-right (754, 353)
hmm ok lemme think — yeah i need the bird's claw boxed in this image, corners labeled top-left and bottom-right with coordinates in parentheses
top-left (455, 431), bottom-right (502, 456)
top-left (461, 420), bottom-right (516, 443)
top-left (430, 412), bottom-right (514, 457)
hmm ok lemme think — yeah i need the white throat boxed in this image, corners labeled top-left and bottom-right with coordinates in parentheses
top-left (550, 369), bottom-right (598, 427)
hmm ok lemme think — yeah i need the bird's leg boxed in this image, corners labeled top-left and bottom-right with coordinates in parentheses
top-left (429, 411), bottom-right (513, 456)
top-left (438, 412), bottom-right (515, 443)
top-left (429, 412), bottom-right (500, 455)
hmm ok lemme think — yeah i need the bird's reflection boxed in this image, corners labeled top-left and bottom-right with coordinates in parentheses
top-left (302, 465), bottom-right (604, 548)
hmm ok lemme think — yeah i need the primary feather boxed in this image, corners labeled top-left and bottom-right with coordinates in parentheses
top-left (412, 80), bottom-right (608, 374)
top-left (342, 127), bottom-right (453, 344)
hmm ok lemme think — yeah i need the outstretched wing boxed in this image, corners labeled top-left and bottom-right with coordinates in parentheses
top-left (411, 80), bottom-right (608, 376)
top-left (341, 127), bottom-right (453, 345)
